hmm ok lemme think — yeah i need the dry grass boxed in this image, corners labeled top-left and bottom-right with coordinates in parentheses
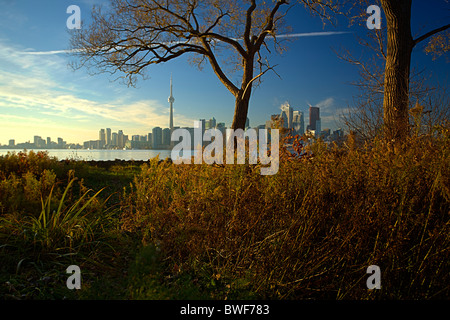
top-left (121, 128), bottom-right (449, 299)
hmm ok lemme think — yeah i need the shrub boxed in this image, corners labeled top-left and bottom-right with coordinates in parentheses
top-left (121, 130), bottom-right (449, 299)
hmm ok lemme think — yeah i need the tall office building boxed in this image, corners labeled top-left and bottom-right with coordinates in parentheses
top-left (205, 117), bottom-right (217, 130)
top-left (309, 106), bottom-right (320, 131)
top-left (106, 128), bottom-right (111, 146)
top-left (9, 139), bottom-right (15, 147)
top-left (147, 133), bottom-right (152, 147)
top-left (152, 127), bottom-right (162, 149)
top-left (168, 75), bottom-right (175, 131)
top-left (315, 119), bottom-right (321, 136)
top-left (280, 103), bottom-right (293, 129)
top-left (34, 136), bottom-right (45, 148)
top-left (292, 111), bottom-right (304, 135)
top-left (162, 128), bottom-right (171, 146)
top-left (199, 119), bottom-right (206, 132)
top-left (118, 130), bottom-right (124, 149)
top-left (112, 132), bottom-right (118, 147)
top-left (99, 129), bottom-right (106, 148)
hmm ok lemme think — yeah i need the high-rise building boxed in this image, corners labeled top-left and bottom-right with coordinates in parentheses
top-left (309, 106), bottom-right (320, 131)
top-left (168, 75), bottom-right (175, 130)
top-left (34, 136), bottom-right (45, 148)
top-left (162, 128), bottom-right (171, 147)
top-left (8, 139), bottom-right (15, 147)
top-left (280, 103), bottom-right (293, 129)
top-left (99, 129), bottom-right (106, 148)
top-left (147, 133), bottom-right (152, 147)
top-left (315, 119), bottom-right (321, 136)
top-left (112, 132), bottom-right (118, 147)
top-left (292, 111), bottom-right (304, 135)
top-left (199, 119), bottom-right (206, 129)
top-left (118, 130), bottom-right (124, 149)
top-left (106, 128), bottom-right (111, 146)
top-left (57, 137), bottom-right (64, 148)
top-left (332, 128), bottom-right (344, 141)
top-left (152, 127), bottom-right (162, 149)
top-left (205, 117), bottom-right (217, 130)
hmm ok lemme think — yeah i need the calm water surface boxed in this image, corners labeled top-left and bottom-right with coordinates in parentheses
top-left (0, 149), bottom-right (184, 161)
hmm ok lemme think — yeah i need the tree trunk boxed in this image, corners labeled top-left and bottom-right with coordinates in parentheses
top-left (381, 0), bottom-right (414, 142)
top-left (231, 94), bottom-right (251, 130)
top-left (231, 58), bottom-right (254, 130)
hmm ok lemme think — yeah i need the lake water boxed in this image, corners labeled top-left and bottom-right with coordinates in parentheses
top-left (0, 149), bottom-right (190, 161)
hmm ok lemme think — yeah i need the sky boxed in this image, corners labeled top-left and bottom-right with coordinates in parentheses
top-left (0, 0), bottom-right (448, 145)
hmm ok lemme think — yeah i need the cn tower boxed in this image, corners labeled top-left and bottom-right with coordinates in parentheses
top-left (168, 74), bottom-right (174, 131)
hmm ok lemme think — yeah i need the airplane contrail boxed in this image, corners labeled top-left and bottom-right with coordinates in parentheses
top-left (18, 31), bottom-right (350, 55)
top-left (274, 31), bottom-right (351, 38)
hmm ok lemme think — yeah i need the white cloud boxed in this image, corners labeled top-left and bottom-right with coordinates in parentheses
top-left (0, 40), bottom-right (195, 144)
top-left (315, 97), bottom-right (335, 111)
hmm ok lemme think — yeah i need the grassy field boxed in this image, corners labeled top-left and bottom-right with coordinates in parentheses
top-left (0, 129), bottom-right (449, 300)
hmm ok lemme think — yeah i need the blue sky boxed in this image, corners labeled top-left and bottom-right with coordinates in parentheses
top-left (0, 0), bottom-right (448, 145)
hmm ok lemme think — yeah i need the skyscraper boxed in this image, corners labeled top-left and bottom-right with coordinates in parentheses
top-left (206, 117), bottom-right (216, 130)
top-left (292, 111), bottom-right (304, 135)
top-left (152, 127), bottom-right (162, 149)
top-left (99, 129), bottom-right (106, 148)
top-left (199, 119), bottom-right (206, 132)
top-left (162, 128), bottom-right (171, 147)
top-left (106, 128), bottom-right (111, 146)
top-left (118, 130), bottom-right (124, 149)
top-left (112, 132), bottom-right (118, 147)
top-left (168, 75), bottom-right (175, 131)
top-left (34, 136), bottom-right (45, 148)
top-left (148, 133), bottom-right (152, 147)
top-left (280, 103), bottom-right (293, 129)
top-left (309, 106), bottom-right (320, 131)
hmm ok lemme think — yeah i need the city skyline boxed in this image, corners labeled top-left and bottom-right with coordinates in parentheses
top-left (1, 75), bottom-right (338, 148)
top-left (0, 1), bottom-right (448, 146)
top-left (2, 100), bottom-right (346, 150)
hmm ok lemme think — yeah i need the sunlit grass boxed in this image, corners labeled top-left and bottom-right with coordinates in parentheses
top-left (121, 128), bottom-right (449, 299)
top-left (0, 127), bottom-right (448, 299)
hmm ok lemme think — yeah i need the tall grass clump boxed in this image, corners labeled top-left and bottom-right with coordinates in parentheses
top-left (121, 127), bottom-right (449, 299)
top-left (0, 175), bottom-right (116, 258)
top-left (0, 153), bottom-right (125, 299)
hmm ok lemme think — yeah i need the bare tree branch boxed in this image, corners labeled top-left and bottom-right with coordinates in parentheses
top-left (413, 23), bottom-right (450, 47)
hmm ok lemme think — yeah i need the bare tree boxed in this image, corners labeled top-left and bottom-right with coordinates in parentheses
top-left (335, 0), bottom-right (449, 142)
top-left (379, 0), bottom-right (449, 142)
top-left (70, 0), bottom-right (339, 130)
top-left (336, 26), bottom-right (437, 142)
